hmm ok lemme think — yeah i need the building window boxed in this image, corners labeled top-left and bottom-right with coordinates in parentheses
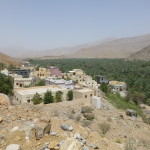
top-left (27, 99), bottom-right (30, 103)
top-left (85, 95), bottom-right (87, 98)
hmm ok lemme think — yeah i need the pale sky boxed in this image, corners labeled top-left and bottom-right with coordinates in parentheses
top-left (0, 0), bottom-right (150, 51)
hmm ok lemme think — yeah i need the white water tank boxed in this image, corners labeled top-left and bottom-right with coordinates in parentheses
top-left (92, 96), bottom-right (101, 109)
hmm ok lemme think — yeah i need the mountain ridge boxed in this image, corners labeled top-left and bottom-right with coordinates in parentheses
top-left (127, 45), bottom-right (150, 61)
top-left (0, 51), bottom-right (21, 66)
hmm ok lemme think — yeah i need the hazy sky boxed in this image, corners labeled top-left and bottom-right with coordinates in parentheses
top-left (0, 0), bottom-right (150, 50)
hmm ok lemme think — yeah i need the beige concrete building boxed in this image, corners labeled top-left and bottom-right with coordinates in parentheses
top-left (14, 85), bottom-right (67, 104)
top-left (67, 69), bottom-right (100, 96)
top-left (74, 88), bottom-right (94, 101)
top-left (36, 67), bottom-right (51, 79)
top-left (109, 81), bottom-right (126, 92)
top-left (14, 77), bottom-right (33, 88)
top-left (109, 81), bottom-right (127, 97)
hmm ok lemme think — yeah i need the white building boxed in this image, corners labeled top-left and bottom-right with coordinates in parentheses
top-left (45, 78), bottom-right (74, 90)
top-left (14, 85), bottom-right (67, 104)
top-left (0, 68), bottom-right (9, 76)
top-left (14, 77), bottom-right (33, 88)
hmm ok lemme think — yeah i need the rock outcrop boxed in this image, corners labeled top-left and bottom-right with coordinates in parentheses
top-left (0, 93), bottom-right (10, 106)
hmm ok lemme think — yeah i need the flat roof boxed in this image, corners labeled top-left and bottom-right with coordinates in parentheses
top-left (14, 78), bottom-right (32, 81)
top-left (75, 88), bottom-right (93, 93)
top-left (15, 85), bottom-right (66, 96)
top-left (46, 79), bottom-right (73, 85)
top-left (109, 81), bottom-right (126, 86)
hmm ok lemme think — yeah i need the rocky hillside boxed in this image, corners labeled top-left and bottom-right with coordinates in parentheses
top-left (0, 52), bottom-right (21, 66)
top-left (0, 95), bottom-right (150, 150)
top-left (127, 45), bottom-right (150, 61)
top-left (69, 34), bottom-right (150, 58)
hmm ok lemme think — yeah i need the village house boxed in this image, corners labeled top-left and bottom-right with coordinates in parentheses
top-left (45, 78), bottom-right (74, 90)
top-left (21, 65), bottom-right (36, 77)
top-left (109, 81), bottom-right (127, 97)
top-left (49, 66), bottom-right (62, 77)
top-left (109, 81), bottom-right (126, 91)
top-left (14, 85), bottom-right (68, 104)
top-left (74, 88), bottom-right (94, 102)
top-left (13, 69), bottom-right (31, 78)
top-left (96, 75), bottom-right (109, 84)
top-left (67, 69), bottom-right (100, 96)
top-left (36, 67), bottom-right (51, 79)
top-left (14, 77), bottom-right (33, 88)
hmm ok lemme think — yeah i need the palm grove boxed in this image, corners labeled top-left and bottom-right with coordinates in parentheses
top-left (29, 58), bottom-right (150, 106)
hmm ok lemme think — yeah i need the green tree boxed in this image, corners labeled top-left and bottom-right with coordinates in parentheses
top-left (43, 90), bottom-right (54, 104)
top-left (0, 73), bottom-right (13, 95)
top-left (127, 91), bottom-right (146, 105)
top-left (100, 83), bottom-right (108, 93)
top-left (36, 79), bottom-right (45, 86)
top-left (67, 90), bottom-right (73, 101)
top-left (55, 91), bottom-right (63, 102)
top-left (31, 92), bottom-right (43, 105)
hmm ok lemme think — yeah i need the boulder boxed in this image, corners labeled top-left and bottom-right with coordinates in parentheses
top-left (5, 144), bottom-right (21, 150)
top-left (126, 109), bottom-right (137, 117)
top-left (60, 137), bottom-right (82, 150)
top-left (0, 134), bottom-right (5, 144)
top-left (0, 117), bottom-right (3, 123)
top-left (40, 116), bottom-right (51, 123)
top-left (34, 122), bottom-right (51, 140)
top-left (48, 140), bottom-right (58, 149)
top-left (82, 146), bottom-right (89, 150)
top-left (0, 93), bottom-right (10, 106)
top-left (61, 124), bottom-right (73, 131)
top-left (11, 126), bottom-right (19, 132)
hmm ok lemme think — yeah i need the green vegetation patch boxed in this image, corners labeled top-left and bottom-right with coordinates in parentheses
top-left (106, 93), bottom-right (146, 119)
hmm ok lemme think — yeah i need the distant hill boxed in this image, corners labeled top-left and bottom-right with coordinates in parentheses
top-left (69, 34), bottom-right (150, 58)
top-left (0, 52), bottom-right (21, 66)
top-left (0, 34), bottom-right (150, 59)
top-left (127, 45), bottom-right (150, 61)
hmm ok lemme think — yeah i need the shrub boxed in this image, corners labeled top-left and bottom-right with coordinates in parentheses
top-left (99, 122), bottom-right (110, 134)
top-left (75, 115), bottom-right (81, 123)
top-left (116, 138), bottom-right (122, 144)
top-left (81, 106), bottom-right (93, 114)
top-left (81, 120), bottom-right (92, 127)
top-left (43, 90), bottom-right (54, 104)
top-left (100, 82), bottom-right (108, 93)
top-left (84, 113), bottom-right (94, 121)
top-left (55, 91), bottom-right (63, 102)
top-left (67, 90), bottom-right (73, 101)
top-left (106, 93), bottom-right (146, 120)
top-left (124, 138), bottom-right (137, 150)
top-left (143, 117), bottom-right (150, 124)
top-left (68, 114), bottom-right (74, 120)
top-left (31, 92), bottom-right (43, 105)
top-left (36, 79), bottom-right (45, 86)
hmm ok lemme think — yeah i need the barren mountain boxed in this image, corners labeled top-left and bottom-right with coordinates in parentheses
top-left (69, 34), bottom-right (150, 58)
top-left (127, 45), bottom-right (150, 61)
top-left (0, 52), bottom-right (21, 66)
top-left (37, 34), bottom-right (150, 59)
